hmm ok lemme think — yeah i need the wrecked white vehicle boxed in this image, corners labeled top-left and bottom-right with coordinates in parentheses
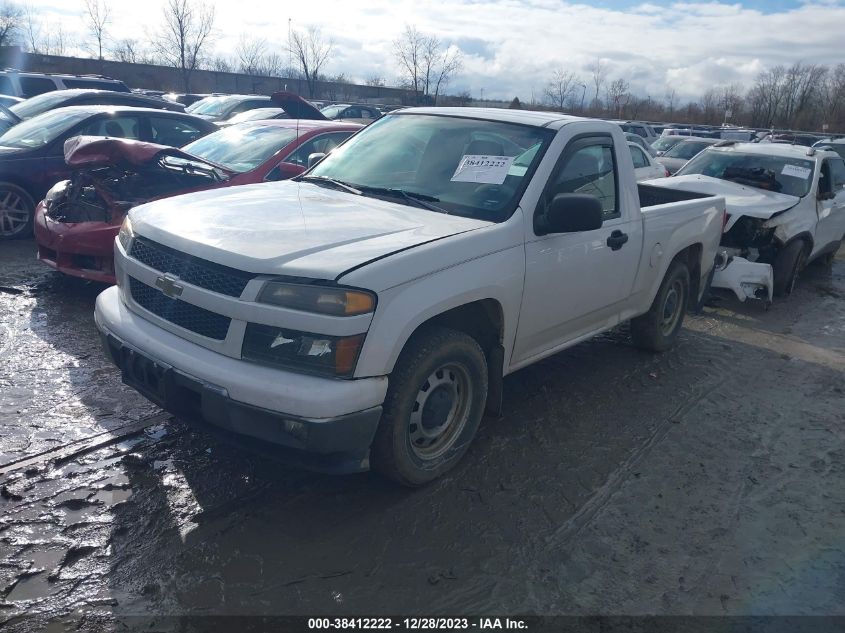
top-left (646, 143), bottom-right (845, 300)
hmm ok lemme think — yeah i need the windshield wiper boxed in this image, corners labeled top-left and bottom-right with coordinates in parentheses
top-left (355, 185), bottom-right (449, 214)
top-left (298, 175), bottom-right (361, 195)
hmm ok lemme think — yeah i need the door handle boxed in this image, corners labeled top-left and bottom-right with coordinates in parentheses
top-left (606, 230), bottom-right (629, 251)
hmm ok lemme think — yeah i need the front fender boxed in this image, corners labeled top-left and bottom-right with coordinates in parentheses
top-left (353, 245), bottom-right (525, 377)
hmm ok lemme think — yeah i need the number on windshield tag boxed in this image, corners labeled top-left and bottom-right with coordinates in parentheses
top-left (451, 154), bottom-right (516, 184)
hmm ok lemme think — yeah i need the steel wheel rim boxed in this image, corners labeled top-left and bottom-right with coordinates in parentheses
top-left (660, 279), bottom-right (684, 336)
top-left (408, 362), bottom-right (473, 460)
top-left (0, 190), bottom-right (31, 237)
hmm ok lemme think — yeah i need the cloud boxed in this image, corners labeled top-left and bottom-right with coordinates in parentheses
top-left (30, 0), bottom-right (845, 102)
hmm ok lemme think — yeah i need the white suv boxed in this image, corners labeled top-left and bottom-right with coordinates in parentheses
top-left (0, 70), bottom-right (130, 98)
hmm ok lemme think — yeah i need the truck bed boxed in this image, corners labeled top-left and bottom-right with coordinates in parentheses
top-left (639, 183), bottom-right (714, 208)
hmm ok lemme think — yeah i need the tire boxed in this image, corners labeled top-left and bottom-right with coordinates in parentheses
top-left (772, 240), bottom-right (808, 297)
top-left (0, 183), bottom-right (36, 240)
top-left (631, 259), bottom-right (690, 352)
top-left (371, 327), bottom-right (488, 487)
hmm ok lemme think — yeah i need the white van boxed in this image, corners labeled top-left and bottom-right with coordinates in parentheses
top-left (0, 70), bottom-right (130, 99)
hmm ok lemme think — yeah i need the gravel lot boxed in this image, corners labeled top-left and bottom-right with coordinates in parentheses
top-left (1, 239), bottom-right (844, 631)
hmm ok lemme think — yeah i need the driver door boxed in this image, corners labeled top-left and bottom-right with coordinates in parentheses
top-left (513, 135), bottom-right (642, 365)
top-left (816, 158), bottom-right (845, 254)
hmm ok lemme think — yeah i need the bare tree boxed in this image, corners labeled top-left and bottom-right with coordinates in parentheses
top-left (210, 55), bottom-right (233, 73)
top-left (0, 1), bottom-right (23, 47)
top-left (152, 0), bottom-right (215, 93)
top-left (394, 24), bottom-right (425, 101)
top-left (606, 78), bottom-right (630, 117)
top-left (262, 51), bottom-right (284, 77)
top-left (431, 46), bottom-right (461, 104)
top-left (665, 88), bottom-right (678, 118)
top-left (21, 3), bottom-right (41, 52)
top-left (365, 74), bottom-right (386, 87)
top-left (394, 25), bottom-right (462, 105)
top-left (588, 57), bottom-right (608, 111)
top-left (544, 68), bottom-right (579, 111)
top-left (288, 26), bottom-right (333, 98)
top-left (84, 0), bottom-right (110, 60)
top-left (236, 34), bottom-right (266, 75)
top-left (111, 38), bottom-right (140, 63)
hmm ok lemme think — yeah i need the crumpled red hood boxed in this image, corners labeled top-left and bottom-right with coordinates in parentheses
top-left (64, 136), bottom-right (211, 169)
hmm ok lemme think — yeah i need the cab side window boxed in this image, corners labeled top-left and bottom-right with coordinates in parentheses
top-left (0, 76), bottom-right (13, 96)
top-left (630, 145), bottom-right (648, 168)
top-left (828, 158), bottom-right (845, 192)
top-left (20, 76), bottom-right (57, 97)
top-left (547, 137), bottom-right (619, 221)
top-left (81, 116), bottom-right (141, 139)
top-left (284, 132), bottom-right (354, 166)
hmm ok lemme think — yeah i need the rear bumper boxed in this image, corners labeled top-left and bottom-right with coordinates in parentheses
top-left (34, 203), bottom-right (118, 284)
top-left (94, 286), bottom-right (387, 473)
top-left (712, 255), bottom-right (773, 303)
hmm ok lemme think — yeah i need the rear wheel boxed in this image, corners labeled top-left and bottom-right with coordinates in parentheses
top-left (0, 183), bottom-right (35, 240)
top-left (773, 240), bottom-right (808, 297)
top-left (631, 259), bottom-right (690, 352)
top-left (371, 327), bottom-right (488, 487)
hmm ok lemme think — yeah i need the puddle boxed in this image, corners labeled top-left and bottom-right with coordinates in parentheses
top-left (92, 488), bottom-right (132, 506)
top-left (5, 570), bottom-right (60, 602)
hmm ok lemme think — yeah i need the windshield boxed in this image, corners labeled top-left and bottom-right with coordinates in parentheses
top-left (189, 97), bottom-right (239, 116)
top-left (652, 136), bottom-right (683, 152)
top-left (664, 140), bottom-right (712, 160)
top-left (181, 123), bottom-right (298, 172)
top-left (10, 91), bottom-right (71, 119)
top-left (320, 105), bottom-right (346, 118)
top-left (226, 108), bottom-right (285, 125)
top-left (677, 149), bottom-right (816, 197)
top-left (307, 113), bottom-right (554, 222)
top-left (0, 108), bottom-right (91, 149)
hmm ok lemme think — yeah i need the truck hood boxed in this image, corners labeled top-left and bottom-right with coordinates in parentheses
top-left (644, 174), bottom-right (800, 220)
top-left (129, 181), bottom-right (491, 280)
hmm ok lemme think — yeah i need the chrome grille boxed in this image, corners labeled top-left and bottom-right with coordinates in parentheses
top-left (130, 237), bottom-right (256, 298)
top-left (129, 277), bottom-right (231, 340)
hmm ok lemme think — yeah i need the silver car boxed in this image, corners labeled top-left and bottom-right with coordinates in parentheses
top-left (656, 137), bottom-right (720, 174)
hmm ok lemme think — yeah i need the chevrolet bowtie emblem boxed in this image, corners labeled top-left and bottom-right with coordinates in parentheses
top-left (155, 274), bottom-right (184, 298)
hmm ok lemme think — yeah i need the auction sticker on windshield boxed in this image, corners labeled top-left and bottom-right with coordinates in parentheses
top-left (451, 155), bottom-right (516, 184)
top-left (781, 164), bottom-right (812, 179)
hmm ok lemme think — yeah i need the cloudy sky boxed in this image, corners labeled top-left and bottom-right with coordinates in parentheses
top-left (26, 0), bottom-right (845, 102)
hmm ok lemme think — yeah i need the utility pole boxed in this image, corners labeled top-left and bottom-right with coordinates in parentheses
top-left (579, 83), bottom-right (587, 113)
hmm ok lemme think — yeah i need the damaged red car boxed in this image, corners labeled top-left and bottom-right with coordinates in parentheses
top-left (34, 116), bottom-right (361, 283)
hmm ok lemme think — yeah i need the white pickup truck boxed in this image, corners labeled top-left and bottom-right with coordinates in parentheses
top-left (94, 109), bottom-right (725, 485)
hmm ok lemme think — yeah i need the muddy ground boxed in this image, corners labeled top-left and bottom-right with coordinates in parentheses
top-left (1, 239), bottom-right (844, 631)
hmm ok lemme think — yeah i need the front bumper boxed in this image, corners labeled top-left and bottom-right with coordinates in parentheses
top-left (34, 203), bottom-right (119, 284)
top-left (94, 286), bottom-right (387, 473)
top-left (712, 255), bottom-right (773, 303)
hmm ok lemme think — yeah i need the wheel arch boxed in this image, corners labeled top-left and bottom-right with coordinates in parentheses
top-left (379, 298), bottom-right (506, 417)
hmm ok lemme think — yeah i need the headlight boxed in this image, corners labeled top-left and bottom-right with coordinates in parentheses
top-left (117, 216), bottom-right (133, 251)
top-left (241, 323), bottom-right (365, 377)
top-left (257, 282), bottom-right (375, 316)
top-left (44, 180), bottom-right (70, 211)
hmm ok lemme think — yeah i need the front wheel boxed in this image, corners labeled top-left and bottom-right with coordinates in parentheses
top-left (371, 327), bottom-right (488, 487)
top-left (0, 183), bottom-right (35, 240)
top-left (631, 259), bottom-right (690, 352)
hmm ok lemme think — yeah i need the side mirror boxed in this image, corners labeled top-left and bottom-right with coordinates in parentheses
top-left (307, 152), bottom-right (326, 169)
top-left (536, 193), bottom-right (604, 235)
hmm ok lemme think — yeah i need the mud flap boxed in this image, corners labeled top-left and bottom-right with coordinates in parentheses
top-left (484, 344), bottom-right (504, 417)
top-left (712, 257), bottom-right (774, 303)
